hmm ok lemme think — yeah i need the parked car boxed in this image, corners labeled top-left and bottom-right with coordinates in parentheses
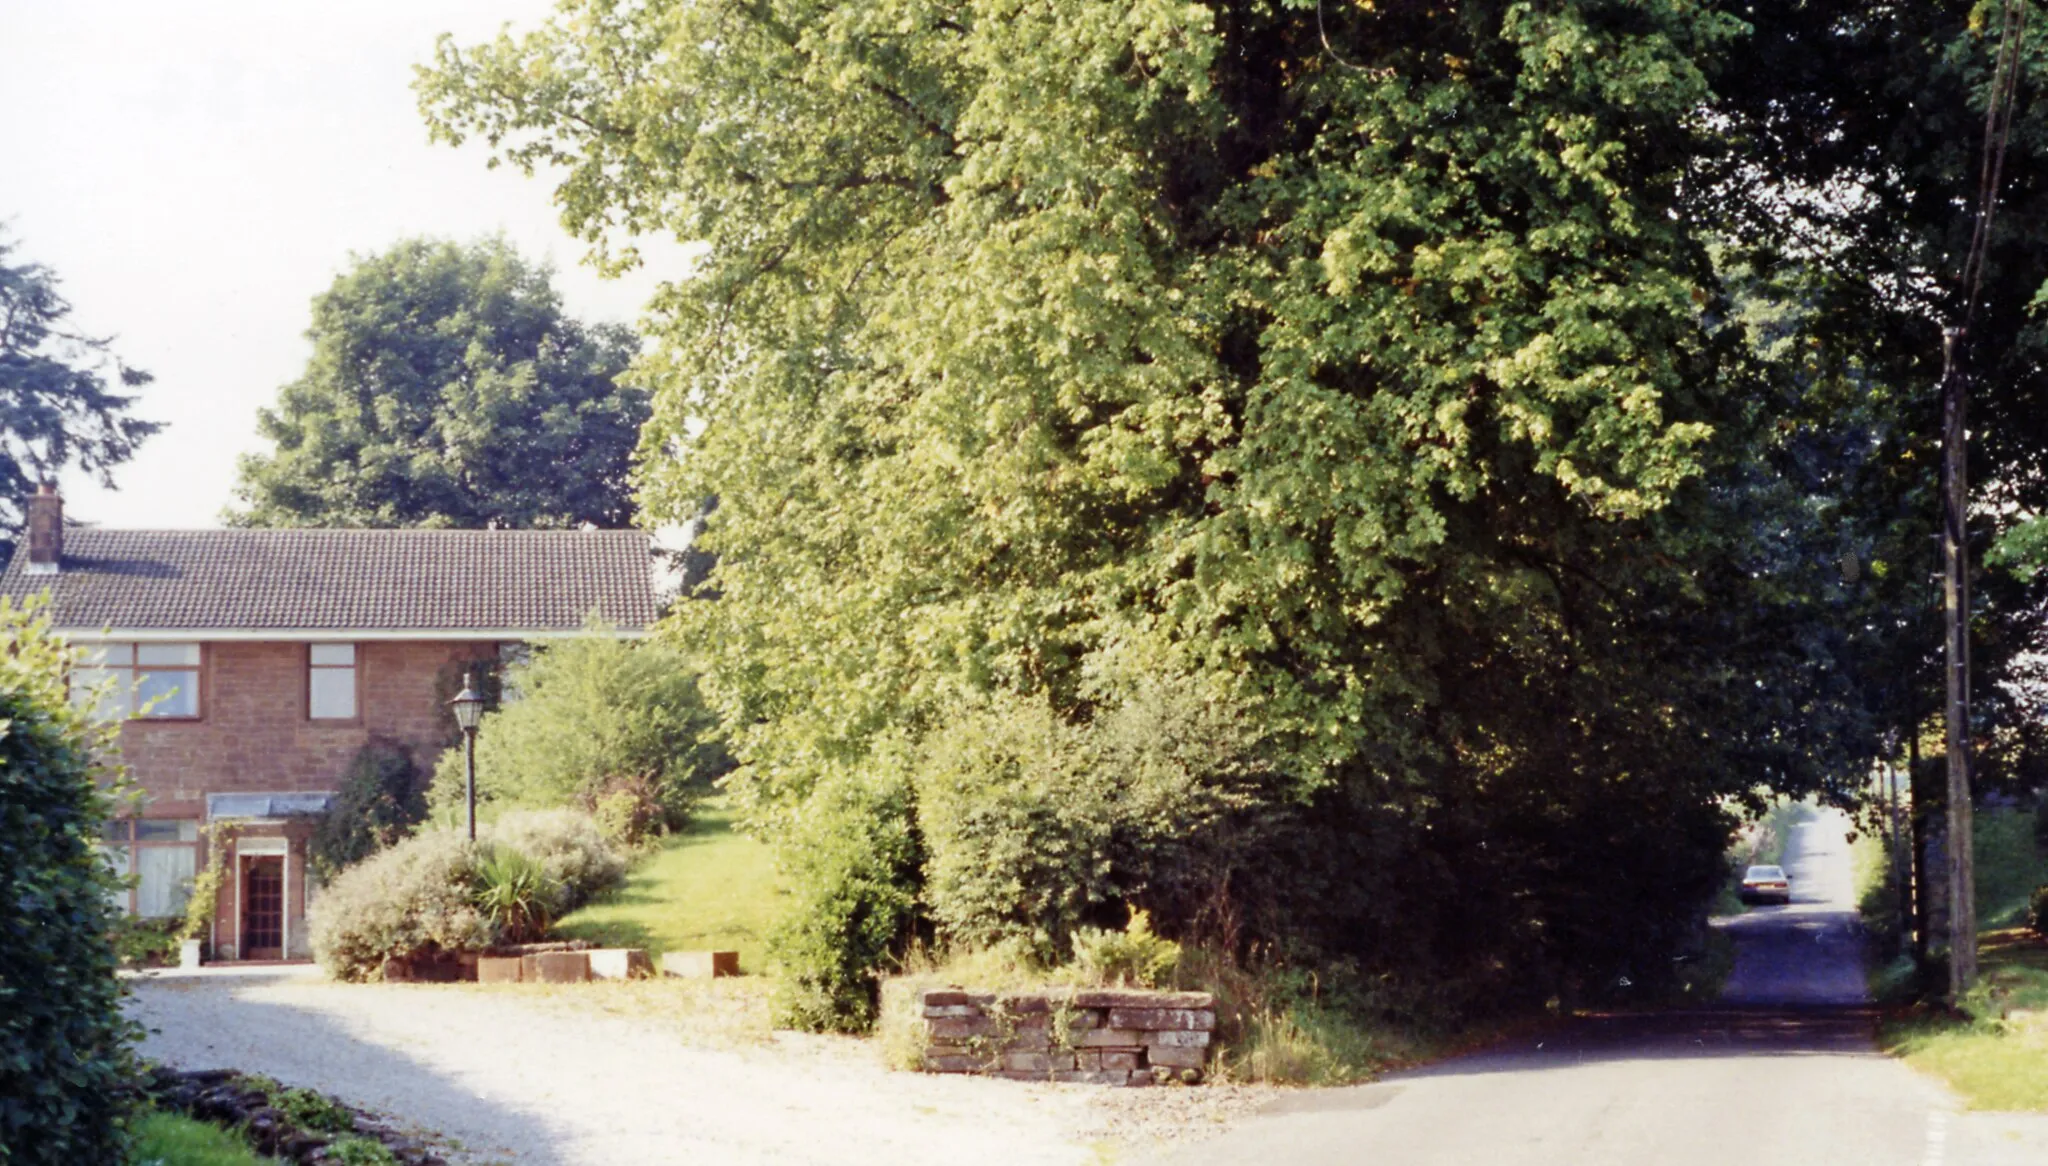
top-left (1740, 864), bottom-right (1792, 905)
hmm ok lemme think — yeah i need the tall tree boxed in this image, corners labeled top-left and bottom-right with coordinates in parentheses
top-left (1704, 0), bottom-right (2048, 992)
top-left (231, 237), bottom-right (647, 529)
top-left (0, 233), bottom-right (159, 536)
top-left (418, 1), bottom-right (1931, 1018)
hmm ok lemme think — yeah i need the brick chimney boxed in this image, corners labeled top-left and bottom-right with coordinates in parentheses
top-left (25, 483), bottom-right (62, 574)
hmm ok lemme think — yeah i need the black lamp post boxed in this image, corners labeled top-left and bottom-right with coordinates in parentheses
top-left (448, 675), bottom-right (486, 842)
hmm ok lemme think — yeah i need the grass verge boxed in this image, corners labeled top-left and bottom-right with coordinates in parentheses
top-left (1881, 928), bottom-right (2048, 1110)
top-left (129, 1111), bottom-right (278, 1166)
top-left (1875, 807), bottom-right (2048, 1110)
top-left (553, 797), bottom-right (780, 973)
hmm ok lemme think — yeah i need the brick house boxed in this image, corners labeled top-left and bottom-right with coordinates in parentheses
top-left (0, 486), bottom-right (659, 961)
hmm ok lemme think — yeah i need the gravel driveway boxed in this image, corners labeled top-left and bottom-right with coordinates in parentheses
top-left (129, 970), bottom-right (1264, 1165)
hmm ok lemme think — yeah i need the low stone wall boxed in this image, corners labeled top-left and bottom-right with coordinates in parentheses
top-left (919, 988), bottom-right (1216, 1086)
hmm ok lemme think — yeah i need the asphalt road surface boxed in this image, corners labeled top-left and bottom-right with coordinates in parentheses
top-left (1164, 809), bottom-right (2048, 1166)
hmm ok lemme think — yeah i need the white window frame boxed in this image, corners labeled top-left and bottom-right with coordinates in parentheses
top-left (101, 819), bottom-right (200, 918)
top-left (308, 643), bottom-right (359, 721)
top-left (71, 642), bottom-right (203, 721)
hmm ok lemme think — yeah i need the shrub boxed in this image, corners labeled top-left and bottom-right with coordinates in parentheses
top-left (2030, 885), bottom-right (2048, 938)
top-left (1072, 911), bottom-right (1181, 989)
top-left (472, 846), bottom-right (564, 943)
top-left (915, 682), bottom-right (1274, 961)
top-left (427, 632), bottom-right (727, 842)
top-left (589, 771), bottom-right (672, 849)
top-left (483, 809), bottom-right (626, 911)
top-left (0, 598), bottom-right (137, 1164)
top-left (309, 811), bottom-right (624, 979)
top-left (111, 916), bottom-right (183, 968)
top-left (272, 1086), bottom-right (354, 1134)
top-left (768, 763), bottom-right (923, 1033)
top-left (307, 830), bottom-right (493, 981)
top-left (324, 1135), bottom-right (401, 1166)
top-left (310, 742), bottom-right (423, 880)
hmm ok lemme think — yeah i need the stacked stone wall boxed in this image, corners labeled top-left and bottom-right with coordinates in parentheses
top-left (919, 988), bottom-right (1215, 1086)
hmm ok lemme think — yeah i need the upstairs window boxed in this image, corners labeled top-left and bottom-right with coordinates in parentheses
top-left (71, 643), bottom-right (202, 720)
top-left (309, 644), bottom-right (358, 720)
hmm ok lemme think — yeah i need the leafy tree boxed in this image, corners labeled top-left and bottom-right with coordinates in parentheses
top-left (230, 237), bottom-right (646, 529)
top-left (419, 1), bottom-right (1958, 1023)
top-left (0, 597), bottom-right (137, 1162)
top-left (428, 632), bottom-right (727, 843)
top-left (0, 233), bottom-right (159, 537)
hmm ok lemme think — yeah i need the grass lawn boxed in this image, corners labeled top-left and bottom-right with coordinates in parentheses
top-left (129, 1111), bottom-right (277, 1165)
top-left (553, 797), bottom-right (781, 973)
top-left (1879, 807), bottom-right (2048, 1111)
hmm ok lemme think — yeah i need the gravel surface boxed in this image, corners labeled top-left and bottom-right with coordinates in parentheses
top-left (129, 971), bottom-right (1274, 1165)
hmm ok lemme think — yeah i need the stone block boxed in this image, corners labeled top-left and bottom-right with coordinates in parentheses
top-left (999, 1051), bottom-right (1075, 1074)
top-left (922, 989), bottom-right (973, 1007)
top-left (1100, 1051), bottom-right (1141, 1072)
top-left (587, 949), bottom-right (653, 980)
top-left (1147, 1029), bottom-right (1212, 1048)
top-left (923, 1004), bottom-right (982, 1019)
top-left (477, 956), bottom-right (524, 984)
top-left (926, 1016), bottom-right (994, 1040)
top-left (1051, 1071), bottom-right (1131, 1085)
top-left (661, 950), bottom-right (740, 979)
top-left (531, 951), bottom-right (590, 984)
top-left (411, 957), bottom-right (464, 983)
top-left (1147, 1044), bottom-right (1206, 1070)
top-left (1075, 1050), bottom-right (1102, 1072)
top-left (1001, 1028), bottom-right (1051, 1051)
top-left (1107, 1008), bottom-right (1215, 1032)
top-left (1072, 989), bottom-right (1215, 1010)
top-left (923, 1052), bottom-right (994, 1073)
top-left (1078, 1028), bottom-right (1145, 1048)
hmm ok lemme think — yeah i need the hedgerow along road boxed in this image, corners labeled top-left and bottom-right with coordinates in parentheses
top-left (1164, 810), bottom-right (2048, 1166)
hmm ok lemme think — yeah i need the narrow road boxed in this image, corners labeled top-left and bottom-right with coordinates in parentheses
top-left (1164, 810), bottom-right (2048, 1166)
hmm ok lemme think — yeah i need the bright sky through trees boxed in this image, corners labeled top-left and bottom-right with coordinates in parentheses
top-left (0, 1), bottom-right (665, 528)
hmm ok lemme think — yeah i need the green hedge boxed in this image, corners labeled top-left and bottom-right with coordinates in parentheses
top-left (0, 599), bottom-right (137, 1163)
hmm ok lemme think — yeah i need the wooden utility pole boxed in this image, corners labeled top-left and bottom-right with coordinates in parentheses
top-left (1939, 328), bottom-right (1977, 996)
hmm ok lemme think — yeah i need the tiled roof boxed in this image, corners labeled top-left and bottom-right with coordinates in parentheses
top-left (0, 529), bottom-right (661, 633)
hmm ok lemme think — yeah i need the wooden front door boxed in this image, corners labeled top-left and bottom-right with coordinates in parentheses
top-left (242, 856), bottom-right (284, 960)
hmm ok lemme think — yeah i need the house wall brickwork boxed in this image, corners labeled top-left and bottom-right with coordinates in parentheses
top-left (120, 640), bottom-right (496, 808)
top-left (119, 639), bottom-right (498, 960)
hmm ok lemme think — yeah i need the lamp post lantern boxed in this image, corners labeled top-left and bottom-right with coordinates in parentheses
top-left (448, 674), bottom-right (486, 842)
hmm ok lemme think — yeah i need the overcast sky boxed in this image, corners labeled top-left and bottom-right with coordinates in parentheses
top-left (2, 1), bottom-right (666, 529)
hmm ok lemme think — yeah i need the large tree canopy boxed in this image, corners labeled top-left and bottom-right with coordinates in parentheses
top-left (418, 0), bottom-right (2036, 1019)
top-left (231, 236), bottom-right (647, 529)
top-left (0, 234), bottom-right (159, 536)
